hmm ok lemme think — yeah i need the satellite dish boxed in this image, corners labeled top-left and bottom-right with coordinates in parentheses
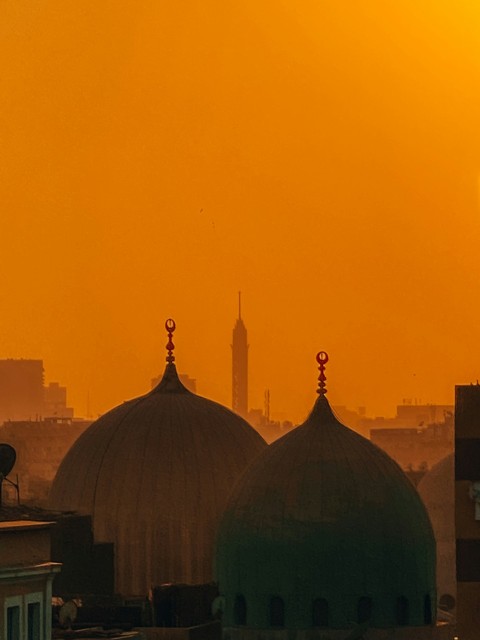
top-left (0, 444), bottom-right (16, 477)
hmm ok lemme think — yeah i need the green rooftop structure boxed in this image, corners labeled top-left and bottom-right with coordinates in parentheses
top-left (216, 352), bottom-right (437, 637)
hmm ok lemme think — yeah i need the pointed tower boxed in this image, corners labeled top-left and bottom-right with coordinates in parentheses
top-left (232, 292), bottom-right (248, 419)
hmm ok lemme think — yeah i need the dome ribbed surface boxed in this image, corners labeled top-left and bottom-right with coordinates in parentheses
top-left (49, 364), bottom-right (266, 596)
top-left (216, 395), bottom-right (436, 630)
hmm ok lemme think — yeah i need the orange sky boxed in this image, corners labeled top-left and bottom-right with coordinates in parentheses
top-left (1, 1), bottom-right (480, 423)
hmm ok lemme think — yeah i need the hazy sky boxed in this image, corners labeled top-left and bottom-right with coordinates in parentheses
top-left (1, 1), bottom-right (480, 422)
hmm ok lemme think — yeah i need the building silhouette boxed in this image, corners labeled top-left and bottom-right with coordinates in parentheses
top-left (455, 384), bottom-right (480, 640)
top-left (0, 359), bottom-right (44, 423)
top-left (231, 292), bottom-right (248, 419)
top-left (0, 417), bottom-right (91, 506)
top-left (0, 359), bottom-right (74, 424)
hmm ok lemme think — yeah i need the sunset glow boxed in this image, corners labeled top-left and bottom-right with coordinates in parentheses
top-left (1, 1), bottom-right (480, 422)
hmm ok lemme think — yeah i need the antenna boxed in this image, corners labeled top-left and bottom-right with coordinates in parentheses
top-left (0, 444), bottom-right (19, 507)
top-left (238, 291), bottom-right (242, 319)
top-left (264, 389), bottom-right (270, 422)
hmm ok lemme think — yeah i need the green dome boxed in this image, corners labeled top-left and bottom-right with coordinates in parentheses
top-left (216, 395), bottom-right (436, 631)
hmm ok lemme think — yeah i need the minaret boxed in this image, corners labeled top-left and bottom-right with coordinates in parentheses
top-left (232, 292), bottom-right (248, 419)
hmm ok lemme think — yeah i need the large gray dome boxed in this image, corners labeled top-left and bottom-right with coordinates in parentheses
top-left (49, 362), bottom-right (266, 596)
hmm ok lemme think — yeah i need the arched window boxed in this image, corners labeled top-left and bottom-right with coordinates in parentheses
top-left (357, 597), bottom-right (372, 623)
top-left (312, 598), bottom-right (329, 627)
top-left (269, 596), bottom-right (285, 627)
top-left (396, 596), bottom-right (409, 626)
top-left (233, 595), bottom-right (247, 626)
top-left (424, 595), bottom-right (432, 625)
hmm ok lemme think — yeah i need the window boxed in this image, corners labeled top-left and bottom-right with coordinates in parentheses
top-left (5, 596), bottom-right (23, 640)
top-left (27, 602), bottom-right (41, 640)
top-left (233, 595), bottom-right (247, 626)
top-left (4, 594), bottom-right (43, 640)
top-left (396, 596), bottom-right (409, 626)
top-left (312, 598), bottom-right (329, 627)
top-left (25, 593), bottom-right (43, 640)
top-left (424, 595), bottom-right (432, 625)
top-left (357, 597), bottom-right (372, 623)
top-left (269, 596), bottom-right (285, 627)
top-left (7, 606), bottom-right (20, 640)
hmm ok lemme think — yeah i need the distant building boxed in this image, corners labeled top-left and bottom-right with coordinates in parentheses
top-left (455, 384), bottom-right (480, 640)
top-left (370, 416), bottom-right (453, 471)
top-left (231, 293), bottom-right (248, 419)
top-left (0, 359), bottom-right (75, 423)
top-left (332, 401), bottom-right (455, 471)
top-left (43, 382), bottom-right (74, 418)
top-left (359, 402), bottom-right (454, 433)
top-left (0, 418), bottom-right (92, 506)
top-left (0, 359), bottom-right (44, 423)
top-left (247, 408), bottom-right (292, 444)
top-left (247, 390), bottom-right (294, 444)
top-left (332, 403), bottom-right (452, 437)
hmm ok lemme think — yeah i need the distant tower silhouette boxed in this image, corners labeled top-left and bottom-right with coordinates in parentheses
top-left (232, 292), bottom-right (248, 419)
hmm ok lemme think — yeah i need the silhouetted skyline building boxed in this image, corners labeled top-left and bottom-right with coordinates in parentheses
top-left (44, 382), bottom-right (74, 418)
top-left (455, 384), bottom-right (480, 640)
top-left (231, 292), bottom-right (248, 419)
top-left (0, 359), bottom-right (74, 424)
top-left (0, 359), bottom-right (44, 423)
top-left (0, 417), bottom-right (92, 506)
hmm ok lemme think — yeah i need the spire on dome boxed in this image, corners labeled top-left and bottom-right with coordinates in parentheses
top-left (152, 318), bottom-right (189, 393)
top-left (316, 351), bottom-right (329, 396)
top-left (165, 318), bottom-right (176, 364)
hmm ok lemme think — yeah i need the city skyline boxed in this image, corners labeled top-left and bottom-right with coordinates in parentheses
top-left (0, 315), bottom-right (461, 425)
top-left (1, 2), bottom-right (480, 422)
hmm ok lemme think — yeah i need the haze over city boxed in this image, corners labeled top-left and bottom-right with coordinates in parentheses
top-left (2, 1), bottom-right (480, 423)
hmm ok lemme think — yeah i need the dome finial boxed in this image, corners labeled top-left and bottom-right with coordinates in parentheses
top-left (165, 318), bottom-right (176, 364)
top-left (316, 351), bottom-right (329, 396)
